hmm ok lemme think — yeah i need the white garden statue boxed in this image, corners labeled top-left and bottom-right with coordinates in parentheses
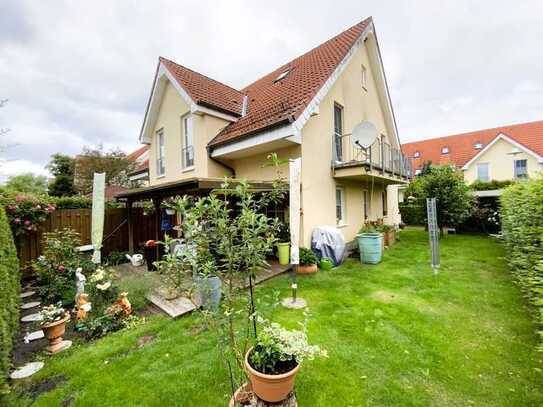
top-left (75, 267), bottom-right (86, 302)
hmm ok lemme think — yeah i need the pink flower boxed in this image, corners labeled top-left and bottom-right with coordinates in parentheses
top-left (15, 195), bottom-right (26, 202)
top-left (13, 218), bottom-right (20, 224)
top-left (57, 265), bottom-right (65, 272)
top-left (6, 204), bottom-right (16, 211)
top-left (24, 220), bottom-right (31, 226)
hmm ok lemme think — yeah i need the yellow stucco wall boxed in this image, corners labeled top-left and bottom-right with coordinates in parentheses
top-left (464, 137), bottom-right (542, 183)
top-left (228, 146), bottom-right (301, 181)
top-left (300, 37), bottom-right (396, 245)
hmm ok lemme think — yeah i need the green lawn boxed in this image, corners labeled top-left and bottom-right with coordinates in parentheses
top-left (7, 229), bottom-right (543, 406)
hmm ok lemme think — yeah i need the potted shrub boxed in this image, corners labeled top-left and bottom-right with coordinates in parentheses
top-left (298, 247), bottom-right (318, 274)
top-left (161, 198), bottom-right (176, 215)
top-left (276, 222), bottom-right (290, 265)
top-left (357, 223), bottom-right (383, 264)
top-left (40, 302), bottom-right (71, 354)
top-left (245, 319), bottom-right (327, 402)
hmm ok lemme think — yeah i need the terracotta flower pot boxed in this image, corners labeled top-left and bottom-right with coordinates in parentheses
top-left (41, 313), bottom-right (70, 354)
top-left (245, 348), bottom-right (300, 403)
top-left (228, 383), bottom-right (252, 407)
top-left (298, 264), bottom-right (317, 274)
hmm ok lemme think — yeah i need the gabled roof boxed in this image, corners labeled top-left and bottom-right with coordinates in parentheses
top-left (209, 18), bottom-right (372, 146)
top-left (159, 57), bottom-right (245, 117)
top-left (402, 120), bottom-right (543, 170)
top-left (127, 145), bottom-right (149, 174)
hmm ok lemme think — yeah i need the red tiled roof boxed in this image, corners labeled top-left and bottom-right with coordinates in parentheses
top-left (127, 145), bottom-right (149, 173)
top-left (403, 120), bottom-right (543, 170)
top-left (160, 57), bottom-right (245, 117)
top-left (209, 18), bottom-right (372, 146)
top-left (106, 185), bottom-right (129, 199)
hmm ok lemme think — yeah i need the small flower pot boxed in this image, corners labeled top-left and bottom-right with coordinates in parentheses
top-left (245, 347), bottom-right (300, 403)
top-left (298, 264), bottom-right (317, 274)
top-left (41, 313), bottom-right (70, 354)
top-left (276, 242), bottom-right (290, 265)
top-left (228, 383), bottom-right (252, 407)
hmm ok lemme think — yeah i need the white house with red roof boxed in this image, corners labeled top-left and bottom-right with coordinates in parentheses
top-left (120, 18), bottom-right (411, 246)
top-left (403, 120), bottom-right (543, 183)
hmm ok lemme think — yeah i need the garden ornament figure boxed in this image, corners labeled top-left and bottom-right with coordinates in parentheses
top-left (76, 293), bottom-right (91, 320)
top-left (75, 267), bottom-right (86, 302)
top-left (118, 292), bottom-right (132, 316)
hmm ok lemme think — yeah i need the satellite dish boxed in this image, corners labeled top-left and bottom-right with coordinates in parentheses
top-left (351, 121), bottom-right (378, 149)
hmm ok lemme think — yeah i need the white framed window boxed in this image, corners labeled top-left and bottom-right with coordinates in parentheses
top-left (441, 146), bottom-right (449, 154)
top-left (336, 187), bottom-right (345, 225)
top-left (514, 159), bottom-right (528, 178)
top-left (334, 103), bottom-right (344, 162)
top-left (477, 163), bottom-right (489, 181)
top-left (361, 65), bottom-right (368, 90)
top-left (181, 114), bottom-right (194, 169)
top-left (414, 151), bottom-right (421, 158)
top-left (156, 129), bottom-right (165, 176)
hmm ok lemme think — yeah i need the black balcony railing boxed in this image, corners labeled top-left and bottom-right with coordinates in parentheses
top-left (332, 133), bottom-right (413, 179)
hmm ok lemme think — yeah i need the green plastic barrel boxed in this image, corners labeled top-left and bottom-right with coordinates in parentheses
top-left (357, 233), bottom-right (383, 264)
top-left (276, 242), bottom-right (290, 265)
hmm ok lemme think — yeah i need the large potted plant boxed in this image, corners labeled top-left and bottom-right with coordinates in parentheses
top-left (40, 302), bottom-right (71, 354)
top-left (357, 223), bottom-right (383, 264)
top-left (276, 222), bottom-right (290, 265)
top-left (298, 247), bottom-right (318, 274)
top-left (245, 319), bottom-right (327, 402)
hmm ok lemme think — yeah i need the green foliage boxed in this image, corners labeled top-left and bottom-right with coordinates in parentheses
top-left (398, 203), bottom-right (425, 225)
top-left (154, 236), bottom-right (187, 295)
top-left (3, 173), bottom-right (48, 195)
top-left (470, 179), bottom-right (513, 191)
top-left (74, 146), bottom-right (136, 194)
top-left (51, 195), bottom-right (92, 208)
top-left (47, 154), bottom-right (76, 197)
top-left (0, 193), bottom-right (55, 235)
top-left (501, 178), bottom-right (543, 349)
top-left (299, 247), bottom-right (317, 266)
top-left (0, 206), bottom-right (19, 394)
top-left (32, 228), bottom-right (93, 304)
top-left (404, 165), bottom-right (474, 230)
top-left (105, 251), bottom-right (130, 266)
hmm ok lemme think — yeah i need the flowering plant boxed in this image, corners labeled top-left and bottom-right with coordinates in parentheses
top-left (86, 267), bottom-right (119, 313)
top-left (39, 302), bottom-right (67, 325)
top-left (144, 239), bottom-right (156, 248)
top-left (249, 316), bottom-right (327, 375)
top-left (0, 193), bottom-right (55, 235)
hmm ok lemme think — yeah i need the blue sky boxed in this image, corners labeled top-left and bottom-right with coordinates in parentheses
top-left (1, 0), bottom-right (542, 180)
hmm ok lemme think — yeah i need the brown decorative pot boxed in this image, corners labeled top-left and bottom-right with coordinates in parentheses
top-left (228, 383), bottom-right (252, 407)
top-left (298, 264), bottom-right (317, 274)
top-left (41, 313), bottom-right (70, 354)
top-left (245, 348), bottom-right (300, 403)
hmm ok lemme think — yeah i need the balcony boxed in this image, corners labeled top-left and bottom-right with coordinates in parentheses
top-left (332, 133), bottom-right (412, 182)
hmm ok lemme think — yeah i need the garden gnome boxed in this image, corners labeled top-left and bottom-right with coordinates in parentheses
top-left (118, 292), bottom-right (132, 316)
top-left (76, 293), bottom-right (91, 320)
top-left (75, 267), bottom-right (86, 302)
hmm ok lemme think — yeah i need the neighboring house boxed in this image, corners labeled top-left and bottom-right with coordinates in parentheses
top-left (127, 145), bottom-right (150, 187)
top-left (121, 17), bottom-right (411, 246)
top-left (403, 120), bottom-right (543, 183)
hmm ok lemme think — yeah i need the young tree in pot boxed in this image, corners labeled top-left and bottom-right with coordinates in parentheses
top-left (298, 247), bottom-right (318, 274)
top-left (246, 317), bottom-right (327, 402)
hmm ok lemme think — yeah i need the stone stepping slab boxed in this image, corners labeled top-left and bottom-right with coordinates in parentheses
top-left (20, 290), bottom-right (36, 299)
top-left (9, 362), bottom-right (44, 379)
top-left (24, 330), bottom-right (45, 343)
top-left (146, 293), bottom-right (196, 318)
top-left (21, 313), bottom-right (43, 323)
top-left (21, 301), bottom-right (41, 310)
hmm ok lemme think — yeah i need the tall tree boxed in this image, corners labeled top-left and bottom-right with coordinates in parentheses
top-left (47, 153), bottom-right (76, 196)
top-left (74, 146), bottom-right (135, 194)
top-left (4, 173), bottom-right (48, 195)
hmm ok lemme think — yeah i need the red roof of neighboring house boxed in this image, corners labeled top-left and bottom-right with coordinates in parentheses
top-left (106, 185), bottom-right (129, 199)
top-left (160, 57), bottom-right (245, 117)
top-left (209, 18), bottom-right (372, 146)
top-left (403, 120), bottom-right (543, 170)
top-left (127, 145), bottom-right (149, 174)
top-left (127, 145), bottom-right (148, 161)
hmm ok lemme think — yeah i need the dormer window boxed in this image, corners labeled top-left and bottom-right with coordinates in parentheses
top-left (441, 146), bottom-right (449, 154)
top-left (474, 142), bottom-right (482, 150)
top-left (414, 151), bottom-right (421, 158)
top-left (274, 70), bottom-right (290, 83)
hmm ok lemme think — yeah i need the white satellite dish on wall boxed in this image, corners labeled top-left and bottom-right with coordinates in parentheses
top-left (351, 121), bottom-right (379, 149)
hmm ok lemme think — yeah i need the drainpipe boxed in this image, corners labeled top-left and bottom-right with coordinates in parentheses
top-left (207, 145), bottom-right (236, 177)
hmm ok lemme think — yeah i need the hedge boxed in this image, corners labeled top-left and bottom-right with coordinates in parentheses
top-left (0, 206), bottom-right (20, 393)
top-left (470, 179), bottom-right (513, 191)
top-left (500, 178), bottom-right (543, 349)
top-left (399, 203), bottom-right (425, 225)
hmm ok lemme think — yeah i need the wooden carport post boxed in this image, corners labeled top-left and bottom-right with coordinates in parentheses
top-left (152, 197), bottom-right (163, 260)
top-left (127, 198), bottom-right (134, 254)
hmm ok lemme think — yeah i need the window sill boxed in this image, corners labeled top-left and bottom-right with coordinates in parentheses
top-left (182, 166), bottom-right (195, 173)
top-left (156, 174), bottom-right (165, 179)
top-left (336, 222), bottom-right (348, 228)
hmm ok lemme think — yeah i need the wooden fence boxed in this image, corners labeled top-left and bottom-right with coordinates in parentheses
top-left (16, 208), bottom-right (156, 272)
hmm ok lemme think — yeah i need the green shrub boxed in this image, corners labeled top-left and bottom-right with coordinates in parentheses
top-left (0, 206), bottom-right (20, 394)
top-left (399, 203), bottom-right (425, 225)
top-left (470, 179), bottom-right (513, 191)
top-left (299, 247), bottom-right (317, 266)
top-left (501, 178), bottom-right (543, 349)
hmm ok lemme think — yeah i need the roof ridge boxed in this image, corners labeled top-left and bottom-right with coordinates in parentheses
top-left (240, 17), bottom-right (372, 93)
top-left (159, 56), bottom-right (245, 96)
top-left (404, 118), bottom-right (543, 145)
